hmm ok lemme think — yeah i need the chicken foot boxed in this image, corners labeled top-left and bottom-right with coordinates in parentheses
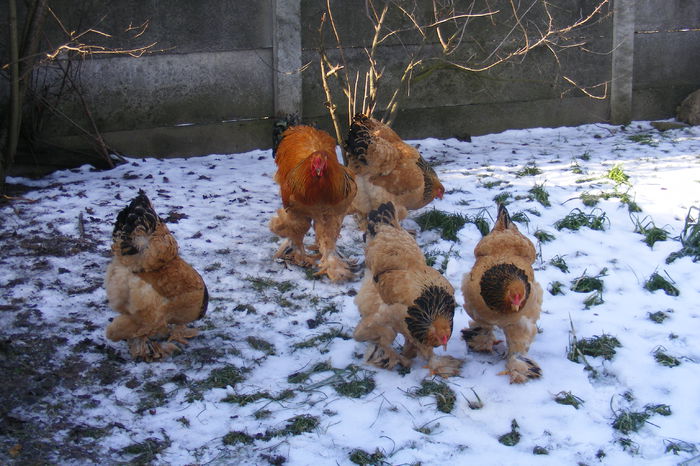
top-left (270, 208), bottom-right (313, 267)
top-left (461, 321), bottom-right (501, 353)
top-left (127, 337), bottom-right (178, 362)
top-left (313, 216), bottom-right (353, 282)
top-left (168, 325), bottom-right (199, 345)
top-left (500, 353), bottom-right (542, 383)
top-left (499, 319), bottom-right (541, 383)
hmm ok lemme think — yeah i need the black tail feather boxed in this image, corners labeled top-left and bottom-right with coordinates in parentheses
top-left (272, 113), bottom-right (301, 158)
top-left (496, 202), bottom-right (511, 230)
top-left (113, 189), bottom-right (161, 255)
top-left (367, 202), bottom-right (397, 237)
top-left (345, 113), bottom-right (371, 166)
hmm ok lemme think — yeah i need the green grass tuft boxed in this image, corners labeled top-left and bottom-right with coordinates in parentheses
top-left (516, 162), bottom-right (542, 177)
top-left (246, 276), bottom-right (294, 293)
top-left (548, 281), bottom-right (565, 296)
top-left (493, 192), bottom-right (512, 205)
top-left (666, 206), bottom-right (700, 263)
top-left (555, 208), bottom-right (609, 231)
top-left (549, 255), bottom-right (569, 273)
top-left (222, 431), bottom-right (255, 445)
top-left (627, 134), bottom-right (658, 147)
top-left (644, 272), bottom-right (679, 296)
top-left (279, 414), bottom-right (320, 436)
top-left (568, 334), bottom-right (621, 362)
top-left (580, 192), bottom-right (600, 207)
top-left (292, 328), bottom-right (352, 351)
top-left (653, 347), bottom-right (681, 367)
top-left (606, 164), bottom-right (631, 185)
top-left (583, 291), bottom-right (605, 309)
top-left (498, 419), bottom-right (521, 446)
top-left (647, 310), bottom-right (670, 324)
top-left (186, 365), bottom-right (247, 402)
top-left (571, 269), bottom-right (606, 293)
top-left (613, 410), bottom-right (650, 434)
top-left (349, 448), bottom-right (386, 465)
top-left (415, 209), bottom-right (468, 241)
top-left (554, 391), bottom-right (584, 409)
top-left (664, 439), bottom-right (697, 455)
top-left (413, 379), bottom-right (457, 413)
top-left (528, 184), bottom-right (551, 207)
top-left (533, 446), bottom-right (549, 455)
top-left (644, 403), bottom-right (672, 416)
top-left (534, 229), bottom-right (555, 243)
top-left (246, 336), bottom-right (276, 355)
top-left (222, 389), bottom-right (294, 406)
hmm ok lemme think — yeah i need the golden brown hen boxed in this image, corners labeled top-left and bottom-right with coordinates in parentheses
top-left (461, 203), bottom-right (543, 383)
top-left (353, 202), bottom-right (462, 377)
top-left (345, 114), bottom-right (444, 229)
top-left (269, 121), bottom-right (357, 282)
top-left (105, 190), bottom-right (208, 361)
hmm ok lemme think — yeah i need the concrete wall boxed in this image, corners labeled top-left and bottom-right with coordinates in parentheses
top-left (1, 0), bottom-right (698, 166)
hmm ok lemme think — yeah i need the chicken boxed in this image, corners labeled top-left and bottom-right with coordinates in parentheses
top-left (461, 203), bottom-right (543, 383)
top-left (345, 113), bottom-right (444, 229)
top-left (105, 190), bottom-right (208, 361)
top-left (353, 202), bottom-right (462, 377)
top-left (269, 121), bottom-right (357, 282)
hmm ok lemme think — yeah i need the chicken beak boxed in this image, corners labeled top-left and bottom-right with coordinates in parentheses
top-left (442, 343), bottom-right (448, 352)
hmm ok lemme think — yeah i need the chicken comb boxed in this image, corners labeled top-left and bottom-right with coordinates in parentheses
top-left (367, 201), bottom-right (397, 237)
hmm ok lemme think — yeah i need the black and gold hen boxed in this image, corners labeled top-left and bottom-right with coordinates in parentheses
top-left (461, 203), bottom-right (543, 383)
top-left (353, 202), bottom-right (462, 377)
top-left (105, 190), bottom-right (208, 361)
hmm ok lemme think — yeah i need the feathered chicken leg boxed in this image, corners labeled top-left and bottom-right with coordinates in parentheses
top-left (354, 306), bottom-right (411, 369)
top-left (269, 208), bottom-right (313, 267)
top-left (313, 214), bottom-right (353, 282)
top-left (500, 319), bottom-right (541, 383)
top-left (461, 320), bottom-right (501, 353)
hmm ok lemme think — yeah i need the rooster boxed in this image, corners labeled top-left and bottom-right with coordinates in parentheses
top-left (105, 190), bottom-right (208, 361)
top-left (345, 114), bottom-right (444, 229)
top-left (461, 203), bottom-right (543, 383)
top-left (353, 202), bottom-right (463, 377)
top-left (269, 120), bottom-right (357, 282)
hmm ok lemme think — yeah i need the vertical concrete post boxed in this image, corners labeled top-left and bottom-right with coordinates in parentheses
top-left (273, 0), bottom-right (303, 118)
top-left (610, 0), bottom-right (635, 124)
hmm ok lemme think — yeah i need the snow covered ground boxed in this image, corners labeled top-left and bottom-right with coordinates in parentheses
top-left (1, 121), bottom-right (699, 465)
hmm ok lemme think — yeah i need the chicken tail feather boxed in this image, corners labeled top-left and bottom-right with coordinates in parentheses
top-left (272, 113), bottom-right (301, 158)
top-left (345, 113), bottom-right (371, 166)
top-left (367, 201), bottom-right (397, 237)
top-left (494, 202), bottom-right (512, 231)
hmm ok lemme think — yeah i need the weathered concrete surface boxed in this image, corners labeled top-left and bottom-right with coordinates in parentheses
top-left (274, 0), bottom-right (303, 117)
top-left (46, 118), bottom-right (274, 159)
top-left (1, 0), bottom-right (698, 165)
top-left (611, 0), bottom-right (635, 124)
top-left (40, 49), bottom-right (274, 137)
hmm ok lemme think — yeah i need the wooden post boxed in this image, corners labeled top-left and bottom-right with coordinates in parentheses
top-left (610, 0), bottom-right (635, 124)
top-left (273, 0), bottom-right (303, 118)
